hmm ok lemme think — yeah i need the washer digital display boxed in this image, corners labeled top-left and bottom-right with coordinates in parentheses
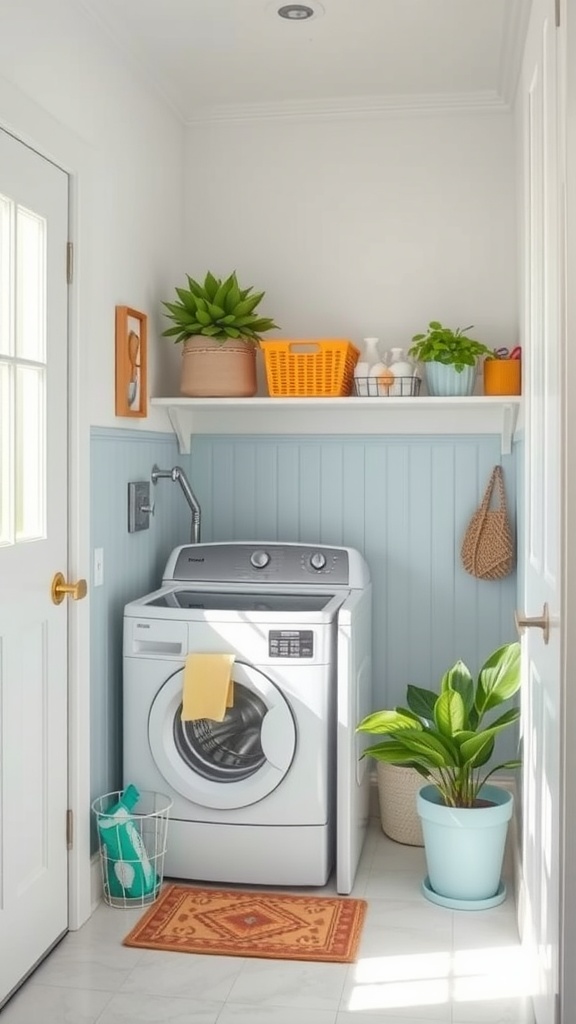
top-left (269, 630), bottom-right (314, 658)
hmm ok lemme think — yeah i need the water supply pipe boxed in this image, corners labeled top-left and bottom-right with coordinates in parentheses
top-left (151, 464), bottom-right (201, 544)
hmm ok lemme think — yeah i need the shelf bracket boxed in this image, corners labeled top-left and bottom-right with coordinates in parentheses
top-left (166, 406), bottom-right (192, 454)
top-left (500, 402), bottom-right (518, 456)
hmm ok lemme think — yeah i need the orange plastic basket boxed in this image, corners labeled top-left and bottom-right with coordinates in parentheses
top-left (260, 339), bottom-right (360, 397)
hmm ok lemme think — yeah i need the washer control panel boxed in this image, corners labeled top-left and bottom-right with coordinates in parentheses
top-left (169, 543), bottom-right (350, 585)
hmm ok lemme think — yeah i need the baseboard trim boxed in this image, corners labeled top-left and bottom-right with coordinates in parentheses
top-left (91, 852), bottom-right (103, 911)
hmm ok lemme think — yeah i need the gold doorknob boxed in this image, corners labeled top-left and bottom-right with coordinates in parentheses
top-left (51, 572), bottom-right (88, 606)
top-left (514, 602), bottom-right (550, 644)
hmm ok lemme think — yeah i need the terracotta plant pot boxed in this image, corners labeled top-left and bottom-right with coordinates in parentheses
top-left (180, 336), bottom-right (257, 398)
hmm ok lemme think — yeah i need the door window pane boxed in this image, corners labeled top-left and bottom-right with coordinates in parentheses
top-left (0, 194), bottom-right (12, 356)
top-left (0, 194), bottom-right (47, 547)
top-left (16, 206), bottom-right (46, 362)
top-left (15, 365), bottom-right (45, 541)
top-left (0, 361), bottom-right (12, 545)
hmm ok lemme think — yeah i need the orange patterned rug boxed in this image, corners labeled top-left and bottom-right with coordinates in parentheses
top-left (123, 884), bottom-right (367, 963)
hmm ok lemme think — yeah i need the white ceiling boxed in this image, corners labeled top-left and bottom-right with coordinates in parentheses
top-left (78, 0), bottom-right (529, 123)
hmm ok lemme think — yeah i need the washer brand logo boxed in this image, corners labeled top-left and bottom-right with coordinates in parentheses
top-left (187, 557), bottom-right (205, 562)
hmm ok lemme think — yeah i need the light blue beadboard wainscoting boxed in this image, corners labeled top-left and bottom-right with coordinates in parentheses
top-left (90, 428), bottom-right (520, 847)
top-left (90, 428), bottom-right (192, 844)
top-left (188, 433), bottom-right (519, 744)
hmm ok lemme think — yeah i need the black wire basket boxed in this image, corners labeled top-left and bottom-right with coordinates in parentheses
top-left (353, 376), bottom-right (421, 398)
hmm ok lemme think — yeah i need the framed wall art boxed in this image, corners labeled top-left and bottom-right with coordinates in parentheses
top-left (115, 306), bottom-right (148, 417)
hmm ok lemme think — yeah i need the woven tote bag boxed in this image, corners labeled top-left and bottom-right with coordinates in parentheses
top-left (460, 465), bottom-right (515, 580)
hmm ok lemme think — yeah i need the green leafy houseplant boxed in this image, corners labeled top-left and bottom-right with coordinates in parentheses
top-left (408, 321), bottom-right (492, 373)
top-left (357, 642), bottom-right (521, 808)
top-left (162, 270), bottom-right (279, 346)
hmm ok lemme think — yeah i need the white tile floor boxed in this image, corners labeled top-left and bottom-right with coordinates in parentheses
top-left (2, 820), bottom-right (534, 1024)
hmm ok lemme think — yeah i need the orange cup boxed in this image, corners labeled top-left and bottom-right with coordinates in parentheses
top-left (483, 358), bottom-right (521, 396)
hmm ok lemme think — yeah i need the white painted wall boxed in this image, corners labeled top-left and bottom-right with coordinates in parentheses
top-left (181, 111), bottom-right (517, 390)
top-left (0, 0), bottom-right (184, 430)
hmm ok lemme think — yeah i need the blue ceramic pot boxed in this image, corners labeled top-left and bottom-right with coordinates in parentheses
top-left (417, 784), bottom-right (513, 902)
top-left (425, 363), bottom-right (476, 396)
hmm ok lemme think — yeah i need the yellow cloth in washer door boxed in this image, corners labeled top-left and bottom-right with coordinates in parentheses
top-left (181, 653), bottom-right (235, 722)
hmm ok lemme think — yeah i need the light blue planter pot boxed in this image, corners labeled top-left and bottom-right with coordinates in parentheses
top-left (417, 784), bottom-right (513, 903)
top-left (425, 362), bottom-right (476, 396)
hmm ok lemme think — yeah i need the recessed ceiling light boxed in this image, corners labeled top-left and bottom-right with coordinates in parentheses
top-left (276, 3), bottom-right (325, 21)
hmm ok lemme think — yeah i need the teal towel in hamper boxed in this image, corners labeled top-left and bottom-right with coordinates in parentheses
top-left (97, 785), bottom-right (158, 899)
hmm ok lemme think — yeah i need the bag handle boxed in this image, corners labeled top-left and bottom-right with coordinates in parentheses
top-left (479, 465), bottom-right (507, 515)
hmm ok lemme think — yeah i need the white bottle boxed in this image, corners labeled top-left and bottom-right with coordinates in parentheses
top-left (362, 337), bottom-right (390, 395)
top-left (363, 337), bottom-right (385, 372)
top-left (388, 347), bottom-right (414, 396)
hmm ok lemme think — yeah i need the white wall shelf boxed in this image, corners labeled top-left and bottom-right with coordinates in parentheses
top-left (150, 396), bottom-right (521, 456)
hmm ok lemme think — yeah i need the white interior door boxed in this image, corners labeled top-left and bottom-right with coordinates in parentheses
top-left (0, 129), bottom-right (70, 1006)
top-left (520, 3), bottom-right (562, 1022)
top-left (561, 3), bottom-right (576, 1018)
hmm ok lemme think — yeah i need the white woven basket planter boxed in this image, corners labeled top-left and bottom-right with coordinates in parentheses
top-left (376, 763), bottom-right (425, 846)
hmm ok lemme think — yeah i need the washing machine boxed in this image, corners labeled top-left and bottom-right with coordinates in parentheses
top-left (123, 542), bottom-right (372, 894)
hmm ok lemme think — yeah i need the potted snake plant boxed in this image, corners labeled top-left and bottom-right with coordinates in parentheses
top-left (357, 641), bottom-right (521, 908)
top-left (162, 270), bottom-right (279, 397)
top-left (408, 321), bottom-right (492, 396)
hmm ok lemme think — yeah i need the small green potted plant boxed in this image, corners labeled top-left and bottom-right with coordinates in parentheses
top-left (162, 270), bottom-right (279, 397)
top-left (408, 321), bottom-right (492, 396)
top-left (357, 641), bottom-right (521, 908)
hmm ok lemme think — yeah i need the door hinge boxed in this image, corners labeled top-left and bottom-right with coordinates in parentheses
top-left (66, 241), bottom-right (74, 284)
top-left (66, 808), bottom-right (74, 850)
top-left (555, 0), bottom-right (561, 28)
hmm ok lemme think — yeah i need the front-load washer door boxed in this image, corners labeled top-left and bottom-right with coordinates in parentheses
top-left (148, 660), bottom-right (297, 810)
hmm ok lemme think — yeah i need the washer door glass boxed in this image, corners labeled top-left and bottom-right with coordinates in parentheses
top-left (148, 660), bottom-right (297, 810)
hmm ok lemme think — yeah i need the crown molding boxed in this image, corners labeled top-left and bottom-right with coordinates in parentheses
top-left (498, 0), bottom-right (532, 108)
top-left (184, 90), bottom-right (509, 127)
top-left (78, 0), bottom-right (518, 128)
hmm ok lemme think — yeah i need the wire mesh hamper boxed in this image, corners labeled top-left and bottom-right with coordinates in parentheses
top-left (92, 789), bottom-right (172, 908)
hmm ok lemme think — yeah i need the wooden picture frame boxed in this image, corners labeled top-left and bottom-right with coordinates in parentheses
top-left (115, 306), bottom-right (148, 417)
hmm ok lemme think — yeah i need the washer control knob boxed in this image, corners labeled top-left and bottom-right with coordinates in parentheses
top-left (309, 551), bottom-right (327, 571)
top-left (250, 549), bottom-right (271, 569)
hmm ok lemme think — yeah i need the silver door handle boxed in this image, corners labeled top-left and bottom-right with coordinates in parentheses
top-left (514, 603), bottom-right (550, 644)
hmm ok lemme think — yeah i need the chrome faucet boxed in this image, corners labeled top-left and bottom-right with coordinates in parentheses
top-left (151, 464), bottom-right (201, 544)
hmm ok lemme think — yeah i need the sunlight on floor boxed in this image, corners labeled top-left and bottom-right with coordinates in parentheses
top-left (346, 944), bottom-right (535, 1013)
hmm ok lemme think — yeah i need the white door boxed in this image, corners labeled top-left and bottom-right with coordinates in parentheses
top-left (0, 129), bottom-right (70, 1006)
top-left (519, 3), bottom-right (562, 1021)
top-left (561, 1), bottom-right (576, 1016)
